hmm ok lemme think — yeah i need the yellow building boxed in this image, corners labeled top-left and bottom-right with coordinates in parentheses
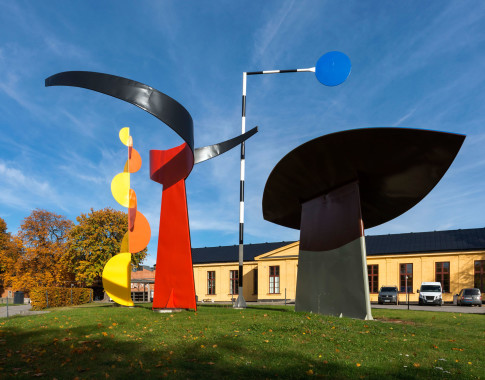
top-left (192, 228), bottom-right (485, 304)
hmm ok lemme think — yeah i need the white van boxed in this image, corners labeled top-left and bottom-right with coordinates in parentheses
top-left (418, 282), bottom-right (443, 306)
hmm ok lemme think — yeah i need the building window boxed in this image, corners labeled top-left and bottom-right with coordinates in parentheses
top-left (475, 260), bottom-right (485, 293)
top-left (269, 266), bottom-right (280, 294)
top-left (230, 270), bottom-right (239, 295)
top-left (435, 262), bottom-right (450, 293)
top-left (253, 268), bottom-right (258, 295)
top-left (207, 271), bottom-right (215, 295)
top-left (368, 265), bottom-right (378, 293)
top-left (400, 263), bottom-right (413, 293)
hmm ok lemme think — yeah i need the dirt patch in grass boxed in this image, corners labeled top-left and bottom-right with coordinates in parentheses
top-left (374, 317), bottom-right (417, 325)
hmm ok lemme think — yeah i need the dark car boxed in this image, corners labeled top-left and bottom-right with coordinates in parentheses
top-left (378, 286), bottom-right (399, 305)
top-left (456, 288), bottom-right (482, 306)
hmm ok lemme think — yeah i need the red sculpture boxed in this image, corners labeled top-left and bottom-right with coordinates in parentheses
top-left (150, 143), bottom-right (196, 310)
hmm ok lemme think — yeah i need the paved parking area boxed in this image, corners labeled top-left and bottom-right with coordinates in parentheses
top-left (372, 303), bottom-right (484, 314)
top-left (0, 305), bottom-right (49, 318)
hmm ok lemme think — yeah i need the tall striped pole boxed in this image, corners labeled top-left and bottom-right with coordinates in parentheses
top-left (234, 72), bottom-right (248, 308)
top-left (233, 67), bottom-right (316, 309)
top-left (234, 52), bottom-right (351, 309)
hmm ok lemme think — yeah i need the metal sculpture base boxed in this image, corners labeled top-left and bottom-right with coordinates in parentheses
top-left (153, 308), bottom-right (184, 313)
top-left (295, 182), bottom-right (372, 320)
top-left (233, 293), bottom-right (247, 309)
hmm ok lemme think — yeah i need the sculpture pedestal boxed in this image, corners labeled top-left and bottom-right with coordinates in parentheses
top-left (295, 182), bottom-right (372, 320)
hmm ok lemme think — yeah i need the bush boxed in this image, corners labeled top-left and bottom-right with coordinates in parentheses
top-left (30, 287), bottom-right (93, 310)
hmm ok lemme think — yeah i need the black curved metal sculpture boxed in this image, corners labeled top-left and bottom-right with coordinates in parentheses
top-left (46, 71), bottom-right (258, 311)
top-left (263, 127), bottom-right (465, 229)
top-left (45, 71), bottom-right (257, 166)
top-left (263, 127), bottom-right (465, 319)
top-left (194, 126), bottom-right (258, 164)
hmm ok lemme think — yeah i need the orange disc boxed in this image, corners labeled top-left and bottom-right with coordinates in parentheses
top-left (129, 211), bottom-right (151, 253)
top-left (127, 148), bottom-right (142, 173)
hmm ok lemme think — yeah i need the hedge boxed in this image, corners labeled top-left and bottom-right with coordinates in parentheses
top-left (30, 287), bottom-right (93, 310)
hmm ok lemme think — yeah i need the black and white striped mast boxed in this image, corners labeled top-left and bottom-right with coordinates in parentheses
top-left (233, 66), bottom-right (316, 309)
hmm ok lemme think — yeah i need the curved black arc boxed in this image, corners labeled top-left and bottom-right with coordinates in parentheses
top-left (194, 127), bottom-right (258, 164)
top-left (45, 71), bottom-right (194, 153)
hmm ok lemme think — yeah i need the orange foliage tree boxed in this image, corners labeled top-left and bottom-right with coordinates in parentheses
top-left (0, 217), bottom-right (11, 288)
top-left (0, 210), bottom-right (74, 292)
top-left (0, 217), bottom-right (24, 291)
top-left (64, 207), bottom-right (147, 286)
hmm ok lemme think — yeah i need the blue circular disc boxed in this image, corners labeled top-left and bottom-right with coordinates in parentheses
top-left (315, 51), bottom-right (351, 86)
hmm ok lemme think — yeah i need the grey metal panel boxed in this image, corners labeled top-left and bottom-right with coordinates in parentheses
top-left (295, 237), bottom-right (369, 319)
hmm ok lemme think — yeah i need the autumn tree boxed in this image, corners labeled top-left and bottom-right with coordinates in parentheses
top-left (0, 233), bottom-right (24, 290)
top-left (65, 207), bottom-right (147, 286)
top-left (0, 217), bottom-right (10, 287)
top-left (0, 217), bottom-right (24, 290)
top-left (1, 210), bottom-right (74, 292)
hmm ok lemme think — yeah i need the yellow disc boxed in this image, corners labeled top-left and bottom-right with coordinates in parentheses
top-left (102, 252), bottom-right (134, 307)
top-left (111, 172), bottom-right (130, 207)
top-left (120, 231), bottom-right (129, 253)
top-left (119, 127), bottom-right (130, 146)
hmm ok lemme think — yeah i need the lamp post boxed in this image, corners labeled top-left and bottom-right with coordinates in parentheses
top-left (233, 52), bottom-right (352, 309)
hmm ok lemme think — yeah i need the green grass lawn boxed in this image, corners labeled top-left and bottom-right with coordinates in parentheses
top-left (1, 303), bottom-right (484, 379)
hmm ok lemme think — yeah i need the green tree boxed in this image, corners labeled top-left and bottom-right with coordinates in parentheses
top-left (65, 207), bottom-right (147, 286)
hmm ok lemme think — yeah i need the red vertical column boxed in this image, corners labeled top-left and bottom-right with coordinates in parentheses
top-left (150, 143), bottom-right (196, 310)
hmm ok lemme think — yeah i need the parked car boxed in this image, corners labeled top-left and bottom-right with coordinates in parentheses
top-left (378, 286), bottom-right (399, 305)
top-left (418, 282), bottom-right (443, 306)
top-left (456, 288), bottom-right (482, 307)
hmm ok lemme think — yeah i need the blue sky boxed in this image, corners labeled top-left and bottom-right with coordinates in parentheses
top-left (1, 1), bottom-right (485, 266)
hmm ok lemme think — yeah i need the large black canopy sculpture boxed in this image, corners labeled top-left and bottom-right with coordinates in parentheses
top-left (46, 71), bottom-right (257, 310)
top-left (263, 127), bottom-right (465, 319)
